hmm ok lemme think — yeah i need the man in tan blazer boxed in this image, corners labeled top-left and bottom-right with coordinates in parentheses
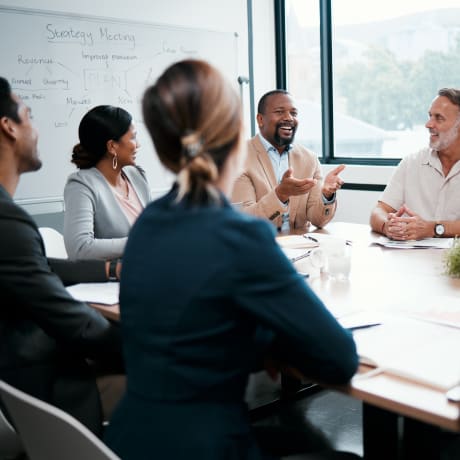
top-left (232, 90), bottom-right (345, 231)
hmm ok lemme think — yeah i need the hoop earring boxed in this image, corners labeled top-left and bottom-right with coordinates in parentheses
top-left (112, 153), bottom-right (118, 170)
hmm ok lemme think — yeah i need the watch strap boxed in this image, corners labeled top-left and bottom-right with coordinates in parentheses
top-left (108, 259), bottom-right (118, 281)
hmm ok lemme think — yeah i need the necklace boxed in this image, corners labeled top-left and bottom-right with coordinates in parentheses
top-left (113, 174), bottom-right (129, 199)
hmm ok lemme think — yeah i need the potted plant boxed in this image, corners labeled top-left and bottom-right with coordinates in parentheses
top-left (444, 238), bottom-right (460, 277)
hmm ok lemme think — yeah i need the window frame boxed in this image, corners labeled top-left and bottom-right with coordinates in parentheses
top-left (275, 0), bottom-right (401, 166)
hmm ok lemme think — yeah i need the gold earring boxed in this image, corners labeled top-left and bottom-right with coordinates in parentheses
top-left (112, 153), bottom-right (118, 170)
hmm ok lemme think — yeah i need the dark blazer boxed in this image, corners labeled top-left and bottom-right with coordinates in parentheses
top-left (0, 185), bottom-right (122, 435)
top-left (105, 187), bottom-right (358, 460)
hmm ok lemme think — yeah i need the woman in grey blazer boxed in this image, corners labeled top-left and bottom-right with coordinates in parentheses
top-left (64, 106), bottom-right (151, 260)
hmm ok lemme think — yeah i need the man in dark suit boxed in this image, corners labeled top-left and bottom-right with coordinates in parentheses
top-left (0, 76), bottom-right (122, 435)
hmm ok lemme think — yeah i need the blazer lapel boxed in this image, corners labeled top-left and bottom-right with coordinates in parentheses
top-left (251, 137), bottom-right (277, 189)
top-left (287, 148), bottom-right (302, 226)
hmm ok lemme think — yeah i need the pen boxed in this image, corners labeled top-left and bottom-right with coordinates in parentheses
top-left (303, 234), bottom-right (353, 246)
top-left (303, 234), bottom-right (318, 243)
top-left (290, 250), bottom-right (312, 263)
top-left (347, 323), bottom-right (381, 332)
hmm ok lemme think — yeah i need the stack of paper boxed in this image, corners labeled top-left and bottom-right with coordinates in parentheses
top-left (66, 282), bottom-right (119, 305)
top-left (276, 235), bottom-right (319, 264)
top-left (372, 236), bottom-right (453, 249)
top-left (399, 297), bottom-right (460, 329)
top-left (276, 234), bottom-right (319, 249)
top-left (353, 317), bottom-right (460, 390)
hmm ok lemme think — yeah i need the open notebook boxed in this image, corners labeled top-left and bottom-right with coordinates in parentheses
top-left (352, 316), bottom-right (460, 390)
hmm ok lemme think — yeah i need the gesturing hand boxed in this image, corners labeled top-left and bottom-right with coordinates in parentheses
top-left (275, 168), bottom-right (317, 203)
top-left (322, 164), bottom-right (346, 199)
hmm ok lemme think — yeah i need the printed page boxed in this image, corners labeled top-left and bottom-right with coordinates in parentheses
top-left (353, 317), bottom-right (460, 390)
top-left (398, 296), bottom-right (460, 329)
top-left (66, 282), bottom-right (120, 305)
top-left (372, 236), bottom-right (453, 249)
top-left (276, 235), bottom-right (319, 249)
top-left (337, 310), bottom-right (384, 330)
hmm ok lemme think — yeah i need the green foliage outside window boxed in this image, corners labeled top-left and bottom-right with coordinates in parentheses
top-left (338, 37), bottom-right (460, 131)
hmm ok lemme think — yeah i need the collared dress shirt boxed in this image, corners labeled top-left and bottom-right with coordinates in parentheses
top-left (381, 147), bottom-right (460, 221)
top-left (259, 134), bottom-right (291, 231)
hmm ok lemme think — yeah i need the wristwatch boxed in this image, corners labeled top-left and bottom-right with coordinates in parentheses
top-left (108, 259), bottom-right (118, 281)
top-left (434, 223), bottom-right (445, 237)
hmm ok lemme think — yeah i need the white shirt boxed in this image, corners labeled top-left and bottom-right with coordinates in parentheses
top-left (380, 147), bottom-right (460, 221)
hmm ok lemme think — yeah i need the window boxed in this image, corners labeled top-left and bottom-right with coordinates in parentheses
top-left (284, 0), bottom-right (460, 163)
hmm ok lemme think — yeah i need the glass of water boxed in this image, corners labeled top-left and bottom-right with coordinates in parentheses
top-left (323, 238), bottom-right (351, 281)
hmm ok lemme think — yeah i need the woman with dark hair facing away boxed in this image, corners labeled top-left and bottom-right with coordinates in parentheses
top-left (105, 60), bottom-right (359, 460)
top-left (64, 105), bottom-right (151, 260)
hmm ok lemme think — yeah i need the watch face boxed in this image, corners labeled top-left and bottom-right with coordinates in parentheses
top-left (435, 224), bottom-right (445, 236)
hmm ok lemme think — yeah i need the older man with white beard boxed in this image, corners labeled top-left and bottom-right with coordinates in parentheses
top-left (370, 87), bottom-right (460, 241)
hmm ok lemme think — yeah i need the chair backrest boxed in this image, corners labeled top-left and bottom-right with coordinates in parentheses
top-left (0, 406), bottom-right (23, 460)
top-left (38, 227), bottom-right (68, 259)
top-left (0, 380), bottom-right (120, 460)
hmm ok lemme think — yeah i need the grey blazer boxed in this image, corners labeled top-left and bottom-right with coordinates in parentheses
top-left (63, 166), bottom-right (151, 260)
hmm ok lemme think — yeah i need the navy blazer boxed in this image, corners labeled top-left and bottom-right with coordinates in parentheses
top-left (106, 187), bottom-right (358, 459)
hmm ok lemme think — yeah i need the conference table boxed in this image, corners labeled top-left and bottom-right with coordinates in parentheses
top-left (290, 222), bottom-right (460, 459)
top-left (91, 221), bottom-right (460, 459)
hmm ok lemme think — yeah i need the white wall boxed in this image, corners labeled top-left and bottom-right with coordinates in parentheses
top-left (323, 164), bottom-right (396, 224)
top-left (5, 0), bottom-right (394, 224)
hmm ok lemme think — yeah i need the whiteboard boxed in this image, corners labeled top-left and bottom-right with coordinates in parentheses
top-left (0, 7), bottom-right (238, 203)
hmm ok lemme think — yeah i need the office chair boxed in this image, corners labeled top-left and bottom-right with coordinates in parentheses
top-left (0, 406), bottom-right (23, 460)
top-left (38, 227), bottom-right (68, 259)
top-left (0, 380), bottom-right (120, 460)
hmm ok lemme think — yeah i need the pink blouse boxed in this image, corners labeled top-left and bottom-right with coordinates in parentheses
top-left (111, 178), bottom-right (143, 225)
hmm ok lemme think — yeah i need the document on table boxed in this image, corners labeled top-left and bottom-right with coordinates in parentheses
top-left (280, 247), bottom-right (312, 262)
top-left (353, 316), bottom-right (460, 390)
top-left (276, 234), bottom-right (319, 250)
top-left (66, 282), bottom-right (119, 305)
top-left (372, 236), bottom-right (453, 249)
top-left (337, 310), bottom-right (384, 330)
top-left (399, 296), bottom-right (460, 329)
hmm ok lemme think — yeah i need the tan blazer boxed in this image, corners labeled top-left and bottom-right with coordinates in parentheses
top-left (231, 136), bottom-right (336, 230)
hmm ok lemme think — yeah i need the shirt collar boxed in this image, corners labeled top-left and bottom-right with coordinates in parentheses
top-left (425, 147), bottom-right (460, 178)
top-left (425, 148), bottom-right (439, 165)
top-left (258, 133), bottom-right (292, 155)
top-left (422, 148), bottom-right (444, 173)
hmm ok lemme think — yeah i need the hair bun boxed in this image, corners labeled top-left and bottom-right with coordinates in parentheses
top-left (71, 143), bottom-right (94, 169)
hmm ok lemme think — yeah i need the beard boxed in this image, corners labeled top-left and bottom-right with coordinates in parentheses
top-left (273, 123), bottom-right (297, 147)
top-left (22, 149), bottom-right (42, 174)
top-left (429, 118), bottom-right (460, 151)
top-left (31, 156), bottom-right (42, 172)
